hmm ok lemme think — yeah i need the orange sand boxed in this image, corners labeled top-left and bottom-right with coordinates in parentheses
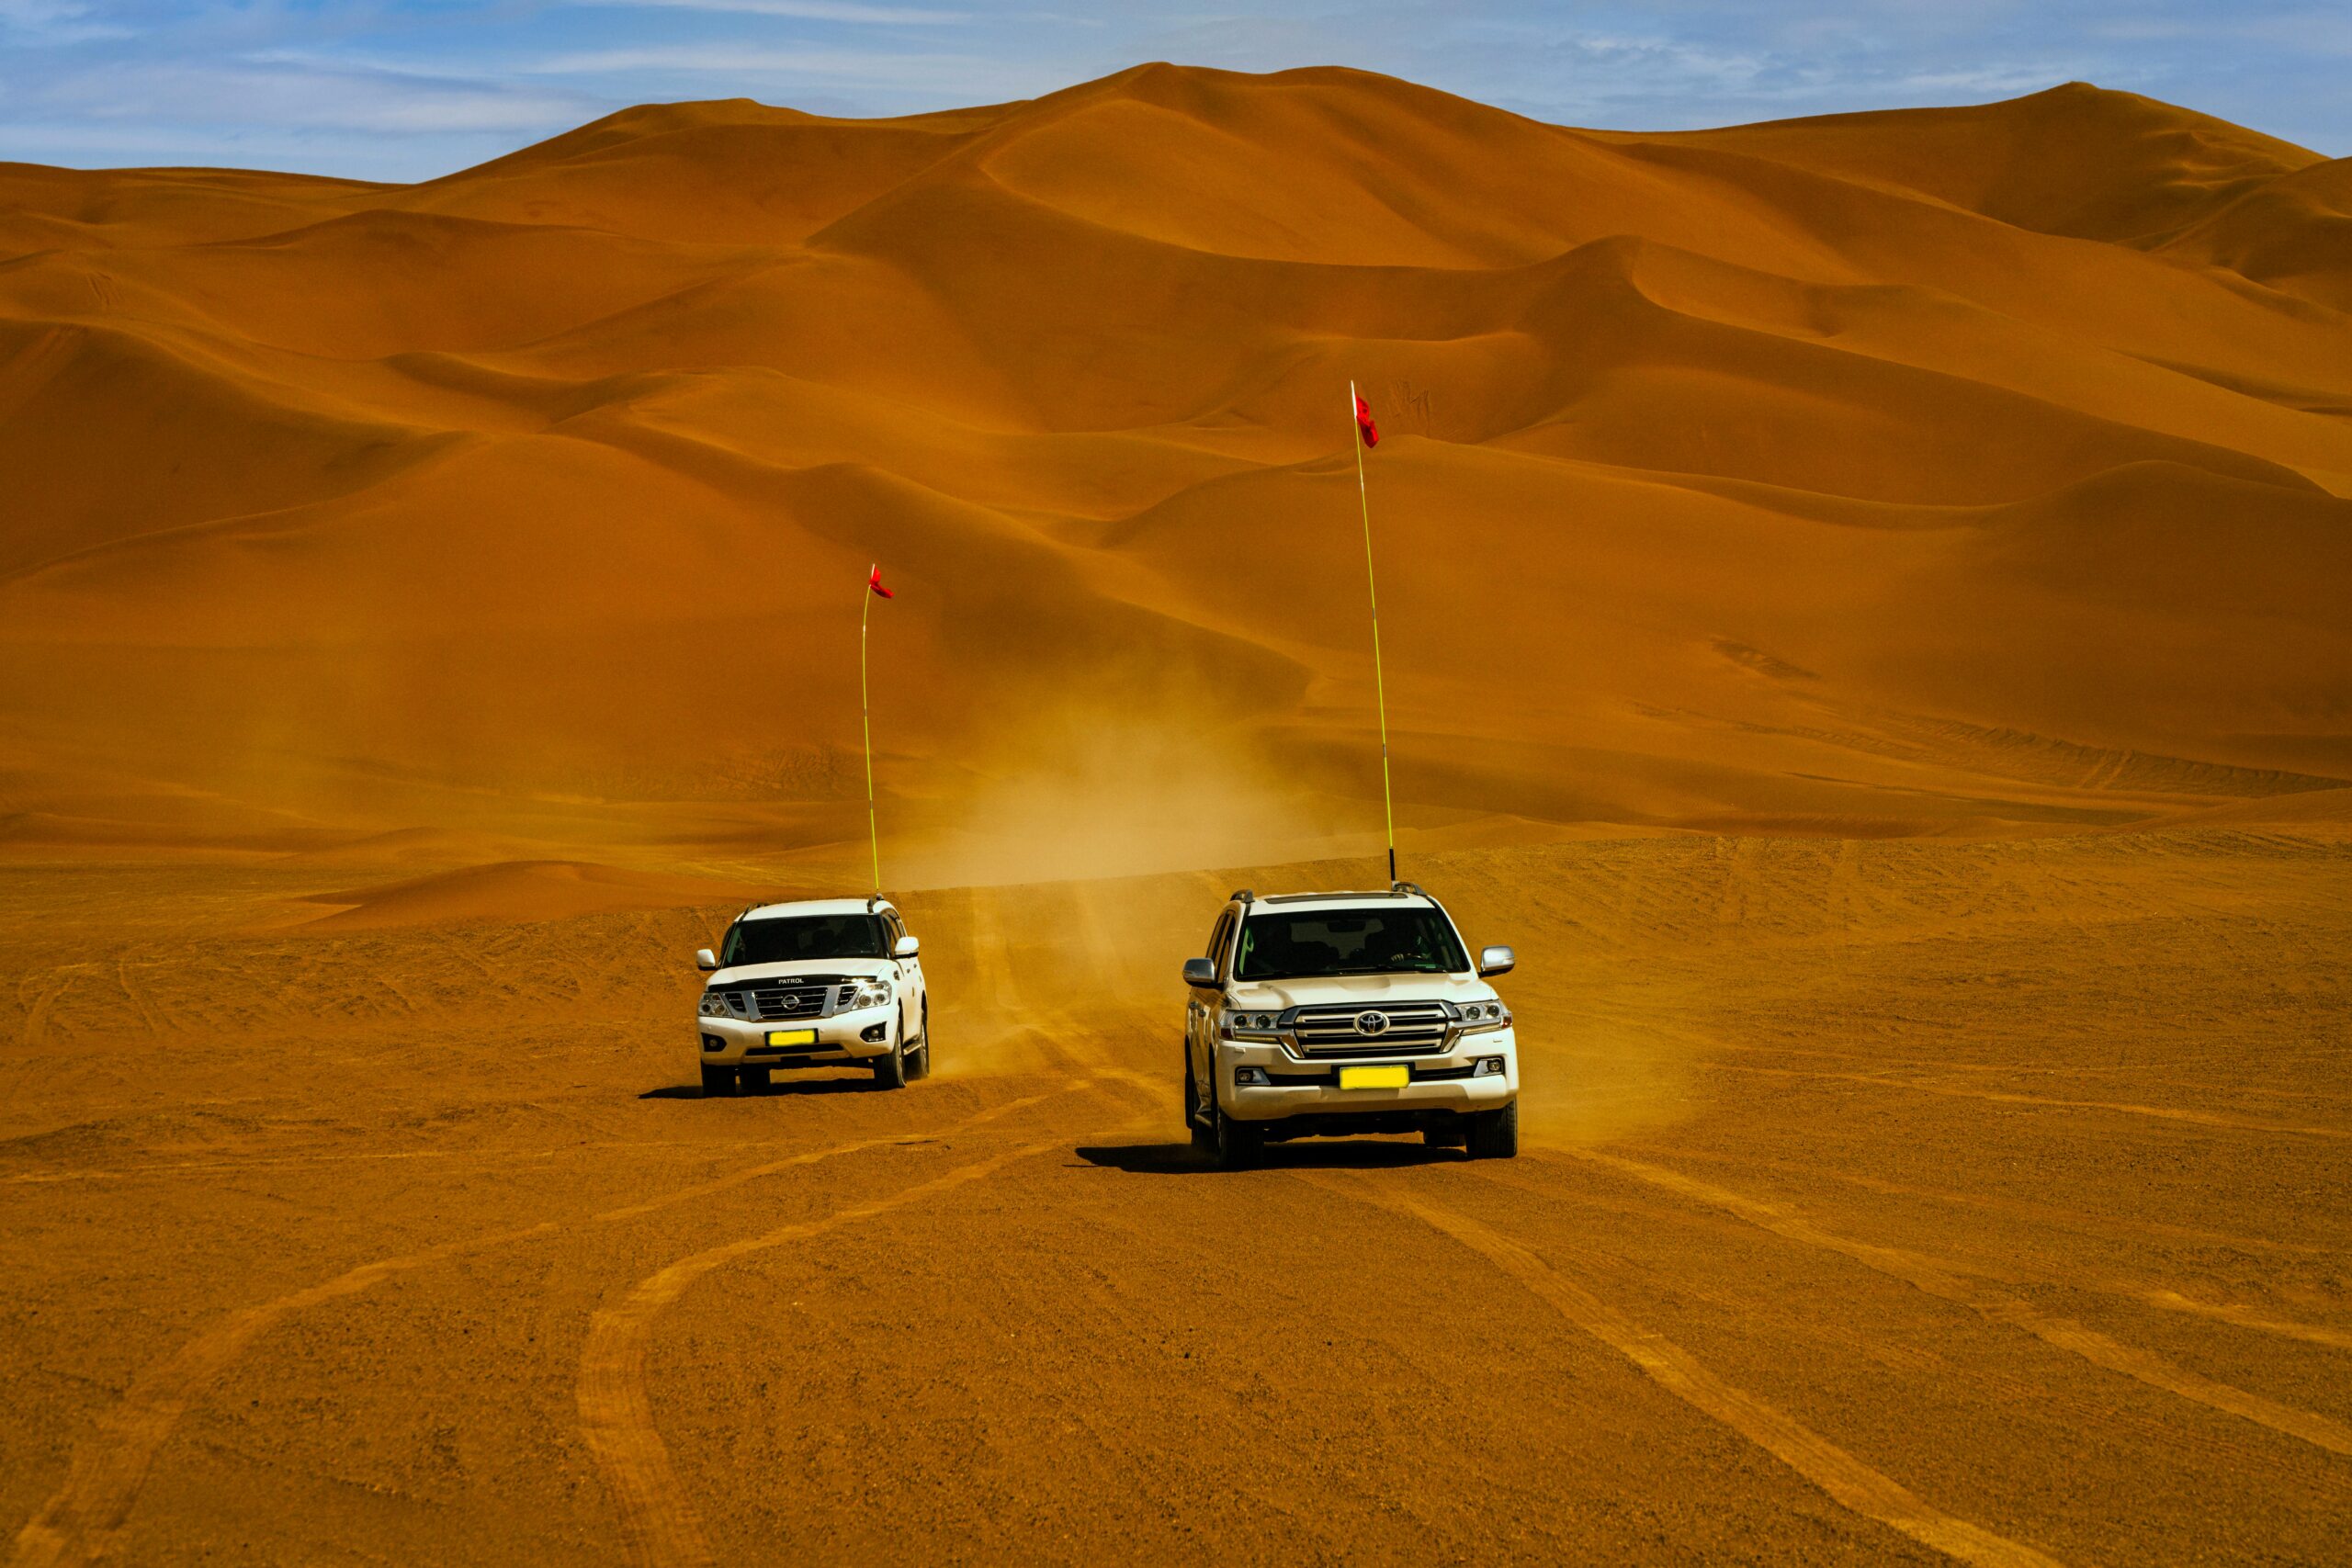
top-left (4, 67), bottom-right (2351, 1564)
top-left (3, 67), bottom-right (2346, 878)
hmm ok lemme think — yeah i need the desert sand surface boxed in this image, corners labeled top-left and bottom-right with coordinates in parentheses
top-left (5, 827), bottom-right (2351, 1563)
top-left (5, 62), bottom-right (2352, 1563)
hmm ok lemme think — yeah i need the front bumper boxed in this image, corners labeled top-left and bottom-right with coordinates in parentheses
top-left (694, 1006), bottom-right (897, 1067)
top-left (1216, 1032), bottom-right (1518, 1124)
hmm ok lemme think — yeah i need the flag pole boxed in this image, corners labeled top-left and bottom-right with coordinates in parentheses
top-left (1351, 379), bottom-right (1398, 886)
top-left (860, 564), bottom-right (881, 895)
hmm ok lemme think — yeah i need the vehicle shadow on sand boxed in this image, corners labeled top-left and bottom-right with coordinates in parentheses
top-left (1075, 1140), bottom-right (1464, 1174)
top-left (640, 1076), bottom-right (885, 1101)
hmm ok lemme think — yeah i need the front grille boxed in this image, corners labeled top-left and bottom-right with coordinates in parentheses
top-left (707, 975), bottom-right (851, 1022)
top-left (748, 986), bottom-right (828, 1021)
top-left (1288, 999), bottom-right (1452, 1056)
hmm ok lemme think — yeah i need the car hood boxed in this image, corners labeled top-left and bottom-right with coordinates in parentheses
top-left (706, 958), bottom-right (894, 987)
top-left (1224, 972), bottom-right (1495, 1010)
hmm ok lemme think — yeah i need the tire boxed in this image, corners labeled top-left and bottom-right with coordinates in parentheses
top-left (1424, 1118), bottom-right (1467, 1149)
top-left (908, 1002), bottom-right (932, 1080)
top-left (739, 1065), bottom-right (771, 1093)
top-left (1211, 1075), bottom-right (1262, 1170)
top-left (1184, 1054), bottom-right (1214, 1150)
top-left (699, 1063), bottom-right (734, 1097)
top-left (1464, 1100), bottom-right (1520, 1160)
top-left (872, 1011), bottom-right (909, 1090)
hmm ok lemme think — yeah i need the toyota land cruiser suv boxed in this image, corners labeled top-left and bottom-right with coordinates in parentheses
top-left (694, 897), bottom-right (929, 1094)
top-left (1182, 885), bottom-right (1519, 1168)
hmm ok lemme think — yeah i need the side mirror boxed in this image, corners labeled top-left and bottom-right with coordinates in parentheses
top-left (695, 947), bottom-right (718, 972)
top-left (1476, 944), bottom-right (1515, 978)
top-left (1182, 957), bottom-right (1217, 988)
top-left (893, 934), bottom-right (921, 958)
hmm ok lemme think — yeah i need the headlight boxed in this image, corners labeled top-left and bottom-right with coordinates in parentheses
top-left (1228, 1011), bottom-right (1277, 1034)
top-left (847, 977), bottom-right (893, 1010)
top-left (1459, 1001), bottom-right (1510, 1029)
top-left (698, 991), bottom-right (734, 1018)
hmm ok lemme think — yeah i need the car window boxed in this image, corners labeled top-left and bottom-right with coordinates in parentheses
top-left (1207, 911), bottom-right (1235, 977)
top-left (1235, 908), bottom-right (1468, 981)
top-left (720, 915), bottom-right (887, 965)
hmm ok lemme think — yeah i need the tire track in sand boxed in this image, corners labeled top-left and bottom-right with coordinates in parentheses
top-left (1307, 1173), bottom-right (2064, 1568)
top-left (967, 882), bottom-right (1169, 1106)
top-left (2, 1134), bottom-right (942, 1188)
top-left (591, 1086), bottom-right (1076, 1224)
top-left (1708, 1062), bottom-right (2352, 1140)
top-left (1622, 1141), bottom-right (2331, 1258)
top-left (1553, 1149), bottom-right (2352, 1455)
top-left (10, 1220), bottom-right (559, 1568)
top-left (964, 884), bottom-right (1016, 1013)
top-left (577, 1133), bottom-right (1075, 1567)
top-left (962, 886), bottom-right (1100, 1082)
top-left (15, 966), bottom-right (91, 1050)
top-left (1058, 877), bottom-right (1182, 1114)
top-left (1608, 1145), bottom-right (2352, 1348)
top-left (10, 1086), bottom-right (1080, 1566)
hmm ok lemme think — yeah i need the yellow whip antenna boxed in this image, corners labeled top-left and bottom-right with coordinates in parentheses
top-left (860, 563), bottom-right (881, 895)
top-left (1351, 379), bottom-right (1397, 886)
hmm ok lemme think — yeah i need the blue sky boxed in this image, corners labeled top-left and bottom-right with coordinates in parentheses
top-left (2, 2), bottom-right (2344, 180)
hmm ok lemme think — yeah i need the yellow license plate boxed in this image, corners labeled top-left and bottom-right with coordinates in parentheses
top-left (1339, 1065), bottom-right (1409, 1090)
top-left (765, 1029), bottom-right (818, 1047)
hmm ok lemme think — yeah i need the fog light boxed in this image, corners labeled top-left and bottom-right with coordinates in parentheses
top-left (1475, 1055), bottom-right (1506, 1077)
top-left (861, 1021), bottom-right (888, 1043)
top-left (1234, 1066), bottom-right (1270, 1087)
top-left (701, 1034), bottom-right (725, 1053)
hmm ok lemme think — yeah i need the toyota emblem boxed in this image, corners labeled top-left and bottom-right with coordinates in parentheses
top-left (1356, 1010), bottom-right (1390, 1036)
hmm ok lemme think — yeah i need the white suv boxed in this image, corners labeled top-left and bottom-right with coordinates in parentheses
top-left (1182, 886), bottom-right (1520, 1168)
top-left (694, 897), bottom-right (930, 1095)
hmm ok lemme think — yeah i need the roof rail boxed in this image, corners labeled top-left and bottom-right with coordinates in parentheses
top-left (1229, 888), bottom-right (1256, 905)
top-left (1258, 888), bottom-right (1425, 905)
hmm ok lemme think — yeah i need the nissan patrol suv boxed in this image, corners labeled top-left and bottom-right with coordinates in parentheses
top-left (693, 897), bottom-right (929, 1094)
top-left (1182, 885), bottom-right (1519, 1168)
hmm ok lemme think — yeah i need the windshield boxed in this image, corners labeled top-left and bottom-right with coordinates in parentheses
top-left (1235, 908), bottom-right (1468, 981)
top-left (720, 914), bottom-right (886, 966)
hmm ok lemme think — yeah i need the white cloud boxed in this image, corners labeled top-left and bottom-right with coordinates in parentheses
top-left (520, 41), bottom-right (1046, 95)
top-left (1889, 62), bottom-right (2093, 95)
top-left (2093, 6), bottom-right (2352, 57)
top-left (0, 0), bottom-right (82, 22)
top-left (0, 0), bottom-right (128, 41)
top-left (36, 60), bottom-right (600, 133)
top-left (566, 0), bottom-right (968, 22)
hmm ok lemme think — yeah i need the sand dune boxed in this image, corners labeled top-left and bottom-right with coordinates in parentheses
top-left (2, 65), bottom-right (2348, 870)
top-left (1645, 81), bottom-right (2323, 243)
top-left (297, 859), bottom-right (770, 929)
top-left (6, 72), bottom-right (2350, 1559)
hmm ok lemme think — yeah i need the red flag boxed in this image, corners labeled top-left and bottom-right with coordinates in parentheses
top-left (867, 564), bottom-right (893, 599)
top-left (1354, 393), bottom-right (1379, 449)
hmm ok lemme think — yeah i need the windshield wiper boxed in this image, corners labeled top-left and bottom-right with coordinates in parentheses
top-left (1240, 964), bottom-right (1449, 981)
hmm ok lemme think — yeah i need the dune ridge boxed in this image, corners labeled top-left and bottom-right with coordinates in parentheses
top-left (2, 65), bottom-right (2347, 872)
